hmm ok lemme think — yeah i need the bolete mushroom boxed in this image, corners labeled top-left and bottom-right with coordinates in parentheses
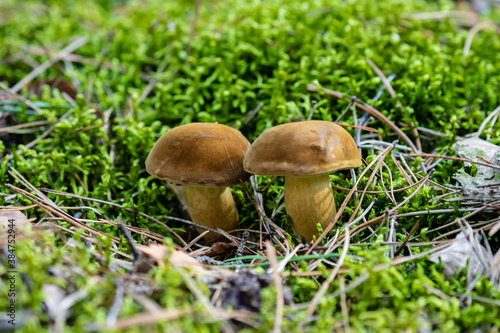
top-left (145, 123), bottom-right (251, 241)
top-left (243, 121), bottom-right (361, 242)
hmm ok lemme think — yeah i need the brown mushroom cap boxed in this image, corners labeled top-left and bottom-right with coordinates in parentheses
top-left (146, 123), bottom-right (251, 186)
top-left (244, 121), bottom-right (361, 176)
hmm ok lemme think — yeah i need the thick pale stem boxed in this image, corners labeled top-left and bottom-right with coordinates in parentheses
top-left (284, 174), bottom-right (336, 242)
top-left (183, 185), bottom-right (238, 241)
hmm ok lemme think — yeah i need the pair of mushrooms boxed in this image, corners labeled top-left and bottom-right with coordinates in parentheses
top-left (145, 121), bottom-right (361, 242)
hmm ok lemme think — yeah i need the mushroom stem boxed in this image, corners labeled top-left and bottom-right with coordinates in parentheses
top-left (284, 174), bottom-right (336, 242)
top-left (183, 185), bottom-right (238, 241)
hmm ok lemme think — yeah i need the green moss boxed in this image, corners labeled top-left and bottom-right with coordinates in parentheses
top-left (1, 0), bottom-right (500, 331)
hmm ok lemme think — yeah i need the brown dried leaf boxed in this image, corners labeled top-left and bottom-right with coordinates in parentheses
top-left (137, 243), bottom-right (168, 267)
top-left (0, 210), bottom-right (30, 229)
top-left (137, 243), bottom-right (203, 270)
top-left (26, 78), bottom-right (78, 100)
top-left (429, 230), bottom-right (491, 279)
top-left (170, 250), bottom-right (204, 269)
top-left (203, 242), bottom-right (238, 260)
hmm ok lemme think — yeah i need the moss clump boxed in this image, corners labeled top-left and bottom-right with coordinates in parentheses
top-left (1, 0), bottom-right (500, 331)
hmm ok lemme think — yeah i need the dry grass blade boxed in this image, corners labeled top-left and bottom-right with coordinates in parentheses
top-left (22, 45), bottom-right (151, 80)
top-left (51, 223), bottom-right (133, 259)
top-left (347, 197), bottom-right (378, 229)
top-left (406, 153), bottom-right (500, 171)
top-left (307, 84), bottom-right (419, 153)
top-left (366, 58), bottom-right (423, 153)
top-left (136, 62), bottom-right (167, 107)
top-left (339, 277), bottom-right (351, 332)
top-left (331, 171), bottom-right (427, 194)
top-left (100, 218), bottom-right (166, 243)
top-left (40, 187), bottom-right (188, 246)
top-left (4, 110), bottom-right (73, 163)
top-left (182, 230), bottom-right (210, 252)
top-left (390, 239), bottom-right (457, 267)
top-left (6, 168), bottom-right (191, 251)
top-left (346, 148), bottom-right (401, 227)
top-left (266, 241), bottom-right (284, 333)
top-left (476, 104), bottom-right (500, 137)
top-left (249, 175), bottom-right (268, 248)
top-left (11, 37), bottom-right (88, 93)
top-left (489, 220), bottom-right (500, 237)
top-left (54, 289), bottom-right (89, 333)
top-left (394, 219), bottom-right (420, 257)
top-left (101, 308), bottom-right (193, 330)
top-left (308, 230), bottom-right (339, 271)
top-left (0, 81), bottom-right (43, 113)
top-left (276, 243), bottom-right (303, 272)
top-left (307, 100), bottom-right (317, 121)
top-left (6, 183), bottom-right (112, 240)
top-left (306, 141), bottom-right (396, 255)
top-left (381, 161), bottom-right (397, 205)
top-left (302, 225), bottom-right (350, 322)
top-left (340, 213), bottom-right (394, 244)
top-left (366, 58), bottom-right (397, 97)
top-left (400, 10), bottom-right (477, 23)
top-left (388, 170), bottom-right (434, 214)
top-left (240, 180), bottom-right (286, 236)
top-left (240, 102), bottom-right (264, 125)
top-left (463, 21), bottom-right (496, 56)
top-left (335, 122), bottom-right (379, 133)
top-left (186, 0), bottom-right (203, 55)
top-left (0, 204), bottom-right (38, 210)
top-left (0, 120), bottom-right (58, 133)
top-left (106, 278), bottom-right (124, 326)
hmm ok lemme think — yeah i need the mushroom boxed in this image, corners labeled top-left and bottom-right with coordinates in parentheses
top-left (146, 123), bottom-right (251, 241)
top-left (243, 121), bottom-right (361, 242)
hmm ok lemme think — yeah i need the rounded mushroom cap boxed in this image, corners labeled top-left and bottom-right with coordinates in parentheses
top-left (244, 121), bottom-right (361, 176)
top-left (146, 123), bottom-right (251, 186)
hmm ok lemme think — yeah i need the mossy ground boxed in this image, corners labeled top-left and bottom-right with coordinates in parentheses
top-left (1, 0), bottom-right (500, 332)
